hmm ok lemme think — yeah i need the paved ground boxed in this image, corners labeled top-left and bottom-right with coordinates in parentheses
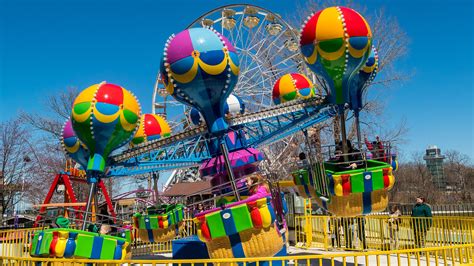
top-left (130, 246), bottom-right (455, 266)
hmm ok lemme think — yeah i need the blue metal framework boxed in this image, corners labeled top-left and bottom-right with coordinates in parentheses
top-left (107, 98), bottom-right (336, 177)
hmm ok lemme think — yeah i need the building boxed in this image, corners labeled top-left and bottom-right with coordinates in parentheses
top-left (423, 145), bottom-right (446, 189)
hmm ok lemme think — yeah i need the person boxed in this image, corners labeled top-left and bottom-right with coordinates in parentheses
top-left (411, 197), bottom-right (432, 248)
top-left (246, 173), bottom-right (270, 196)
top-left (297, 152), bottom-right (310, 168)
top-left (329, 217), bottom-right (341, 249)
top-left (329, 140), bottom-right (362, 171)
top-left (356, 217), bottom-right (368, 250)
top-left (342, 217), bottom-right (354, 249)
top-left (193, 203), bottom-right (204, 217)
top-left (388, 205), bottom-right (401, 250)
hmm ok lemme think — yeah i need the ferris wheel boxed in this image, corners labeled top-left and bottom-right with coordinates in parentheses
top-left (151, 4), bottom-right (314, 182)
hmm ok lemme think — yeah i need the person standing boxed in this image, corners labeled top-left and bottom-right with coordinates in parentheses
top-left (388, 205), bottom-right (401, 250)
top-left (411, 197), bottom-right (432, 248)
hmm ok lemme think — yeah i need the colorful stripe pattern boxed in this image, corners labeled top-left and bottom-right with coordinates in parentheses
top-left (300, 6), bottom-right (372, 105)
top-left (272, 73), bottom-right (316, 105)
top-left (132, 205), bottom-right (185, 243)
top-left (161, 27), bottom-right (239, 134)
top-left (292, 169), bottom-right (318, 198)
top-left (30, 228), bottom-right (130, 260)
top-left (194, 196), bottom-right (276, 243)
top-left (71, 82), bottom-right (141, 173)
top-left (131, 114), bottom-right (171, 147)
top-left (329, 167), bottom-right (394, 196)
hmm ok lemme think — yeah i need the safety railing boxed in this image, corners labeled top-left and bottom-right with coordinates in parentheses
top-left (295, 215), bottom-right (474, 251)
top-left (0, 219), bottom-right (199, 258)
top-left (1, 244), bottom-right (472, 265)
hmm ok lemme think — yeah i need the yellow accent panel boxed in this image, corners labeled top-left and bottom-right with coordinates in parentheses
top-left (93, 106), bottom-right (120, 124)
top-left (73, 84), bottom-right (99, 105)
top-left (162, 215), bottom-right (169, 229)
top-left (332, 175), bottom-right (343, 196)
top-left (119, 111), bottom-right (138, 132)
top-left (305, 46), bottom-right (318, 64)
top-left (279, 74), bottom-right (296, 95)
top-left (256, 198), bottom-right (272, 228)
top-left (315, 7), bottom-right (344, 41)
top-left (170, 59), bottom-right (199, 84)
top-left (55, 231), bottom-right (68, 258)
top-left (65, 141), bottom-right (80, 153)
top-left (133, 116), bottom-right (146, 140)
top-left (122, 89), bottom-right (140, 115)
top-left (228, 54), bottom-right (240, 75)
top-left (198, 56), bottom-right (227, 75)
top-left (72, 108), bottom-right (91, 123)
top-left (153, 115), bottom-right (171, 134)
top-left (348, 42), bottom-right (370, 58)
top-left (317, 42), bottom-right (346, 61)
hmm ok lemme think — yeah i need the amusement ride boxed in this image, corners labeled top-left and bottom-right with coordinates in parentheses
top-left (29, 4), bottom-right (397, 261)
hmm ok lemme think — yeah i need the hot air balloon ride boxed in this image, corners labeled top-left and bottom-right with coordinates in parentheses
top-left (300, 6), bottom-right (373, 156)
top-left (272, 73), bottom-right (316, 105)
top-left (71, 81), bottom-right (141, 228)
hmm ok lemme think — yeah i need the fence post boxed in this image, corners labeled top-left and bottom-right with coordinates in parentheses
top-left (323, 216), bottom-right (329, 250)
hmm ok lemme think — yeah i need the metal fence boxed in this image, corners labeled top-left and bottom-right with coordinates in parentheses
top-left (1, 244), bottom-right (472, 265)
top-left (295, 215), bottom-right (474, 251)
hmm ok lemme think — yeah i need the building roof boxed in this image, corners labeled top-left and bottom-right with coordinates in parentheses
top-left (162, 180), bottom-right (212, 197)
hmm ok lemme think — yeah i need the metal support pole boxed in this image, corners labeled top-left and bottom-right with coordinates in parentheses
top-left (82, 182), bottom-right (97, 230)
top-left (339, 109), bottom-right (349, 162)
top-left (152, 172), bottom-right (159, 203)
top-left (355, 113), bottom-right (362, 150)
top-left (219, 141), bottom-right (240, 201)
top-left (93, 184), bottom-right (99, 222)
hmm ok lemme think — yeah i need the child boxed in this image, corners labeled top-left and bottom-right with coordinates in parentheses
top-left (246, 173), bottom-right (270, 196)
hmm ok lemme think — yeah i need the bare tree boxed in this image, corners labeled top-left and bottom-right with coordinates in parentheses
top-left (0, 119), bottom-right (34, 216)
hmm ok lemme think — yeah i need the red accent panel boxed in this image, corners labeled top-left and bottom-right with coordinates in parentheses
top-left (248, 201), bottom-right (263, 227)
top-left (383, 168), bottom-right (390, 188)
top-left (340, 7), bottom-right (369, 37)
top-left (96, 83), bottom-right (123, 105)
top-left (199, 217), bottom-right (211, 241)
top-left (158, 216), bottom-right (164, 229)
top-left (272, 78), bottom-right (281, 98)
top-left (143, 114), bottom-right (162, 137)
top-left (291, 73), bottom-right (311, 89)
top-left (49, 231), bottom-right (59, 256)
top-left (341, 174), bottom-right (351, 196)
top-left (300, 11), bottom-right (322, 45)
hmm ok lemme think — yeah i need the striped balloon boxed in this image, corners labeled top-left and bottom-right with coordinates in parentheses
top-left (61, 118), bottom-right (89, 169)
top-left (272, 73), bottom-right (316, 105)
top-left (131, 114), bottom-right (171, 146)
top-left (160, 27), bottom-right (239, 134)
top-left (71, 82), bottom-right (141, 174)
top-left (300, 6), bottom-right (372, 106)
top-left (349, 45), bottom-right (379, 111)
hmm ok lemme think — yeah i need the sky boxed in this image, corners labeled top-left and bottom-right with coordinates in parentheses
top-left (0, 0), bottom-right (473, 167)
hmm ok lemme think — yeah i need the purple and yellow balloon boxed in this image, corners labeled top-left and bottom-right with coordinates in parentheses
top-left (71, 82), bottom-right (141, 180)
top-left (61, 119), bottom-right (89, 169)
top-left (300, 6), bottom-right (373, 154)
top-left (160, 27), bottom-right (239, 134)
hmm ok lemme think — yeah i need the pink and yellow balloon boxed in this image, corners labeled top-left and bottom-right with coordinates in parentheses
top-left (71, 82), bottom-right (141, 176)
